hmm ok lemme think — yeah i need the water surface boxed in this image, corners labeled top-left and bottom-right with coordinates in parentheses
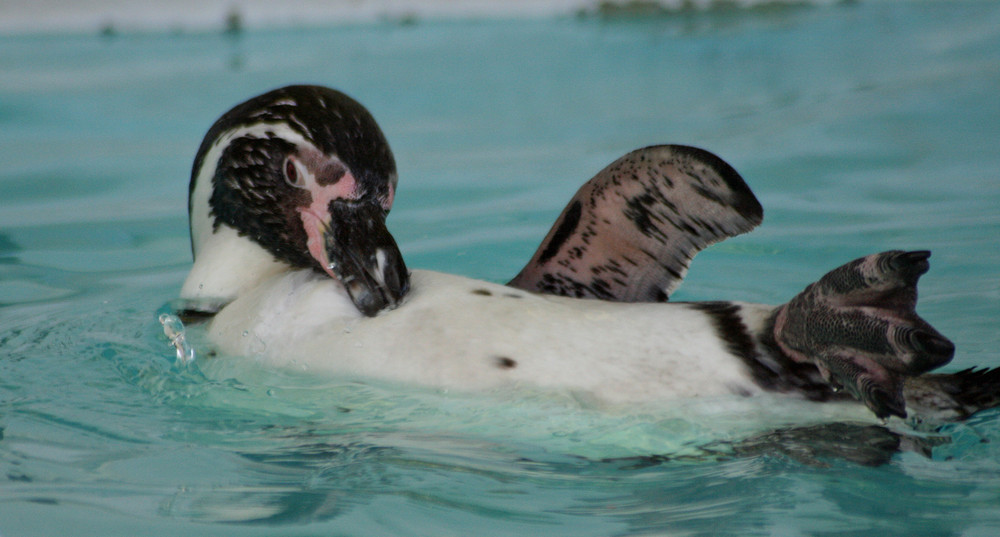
top-left (2, 2), bottom-right (1000, 535)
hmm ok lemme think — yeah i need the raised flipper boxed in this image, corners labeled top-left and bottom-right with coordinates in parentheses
top-left (773, 250), bottom-right (956, 419)
top-left (508, 145), bottom-right (763, 301)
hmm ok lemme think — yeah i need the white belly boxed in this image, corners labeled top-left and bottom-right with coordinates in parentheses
top-left (208, 270), bottom-right (770, 404)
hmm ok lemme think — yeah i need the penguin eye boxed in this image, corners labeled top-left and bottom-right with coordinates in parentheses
top-left (284, 157), bottom-right (306, 188)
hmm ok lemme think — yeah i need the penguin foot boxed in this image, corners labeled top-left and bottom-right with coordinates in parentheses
top-left (773, 250), bottom-right (955, 419)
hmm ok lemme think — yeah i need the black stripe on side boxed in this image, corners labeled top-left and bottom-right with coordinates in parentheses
top-left (686, 302), bottom-right (758, 364)
top-left (687, 302), bottom-right (846, 402)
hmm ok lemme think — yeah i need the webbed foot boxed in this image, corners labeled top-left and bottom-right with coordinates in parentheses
top-left (773, 250), bottom-right (955, 419)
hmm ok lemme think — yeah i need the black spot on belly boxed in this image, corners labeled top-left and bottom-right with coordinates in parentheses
top-left (494, 356), bottom-right (517, 369)
top-left (471, 288), bottom-right (493, 296)
top-left (503, 293), bottom-right (523, 299)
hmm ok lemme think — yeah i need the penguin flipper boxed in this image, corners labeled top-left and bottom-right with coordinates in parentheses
top-left (509, 145), bottom-right (763, 302)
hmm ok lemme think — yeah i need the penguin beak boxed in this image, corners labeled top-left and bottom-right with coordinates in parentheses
top-left (316, 199), bottom-right (410, 316)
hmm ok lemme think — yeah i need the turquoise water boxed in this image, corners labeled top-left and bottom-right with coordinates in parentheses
top-left (2, 1), bottom-right (1000, 534)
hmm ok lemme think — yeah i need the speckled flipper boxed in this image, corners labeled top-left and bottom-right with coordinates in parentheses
top-left (773, 250), bottom-right (956, 419)
top-left (508, 145), bottom-right (763, 301)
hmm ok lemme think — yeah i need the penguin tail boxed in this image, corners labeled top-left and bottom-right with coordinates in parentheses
top-left (904, 367), bottom-right (1000, 422)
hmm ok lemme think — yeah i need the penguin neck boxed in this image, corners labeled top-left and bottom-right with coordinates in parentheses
top-left (182, 122), bottom-right (312, 308)
top-left (180, 223), bottom-right (291, 308)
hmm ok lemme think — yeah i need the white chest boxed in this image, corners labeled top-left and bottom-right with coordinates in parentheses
top-left (207, 270), bottom-right (770, 403)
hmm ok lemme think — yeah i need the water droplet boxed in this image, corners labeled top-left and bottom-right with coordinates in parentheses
top-left (242, 330), bottom-right (249, 337)
top-left (159, 313), bottom-right (195, 365)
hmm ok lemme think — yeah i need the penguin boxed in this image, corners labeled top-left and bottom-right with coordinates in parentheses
top-left (179, 85), bottom-right (999, 423)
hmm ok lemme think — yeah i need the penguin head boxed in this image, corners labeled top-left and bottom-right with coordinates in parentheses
top-left (185, 85), bottom-right (408, 316)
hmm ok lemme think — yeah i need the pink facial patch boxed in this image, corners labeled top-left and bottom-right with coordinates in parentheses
top-left (299, 208), bottom-right (338, 280)
top-left (294, 167), bottom-right (360, 279)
